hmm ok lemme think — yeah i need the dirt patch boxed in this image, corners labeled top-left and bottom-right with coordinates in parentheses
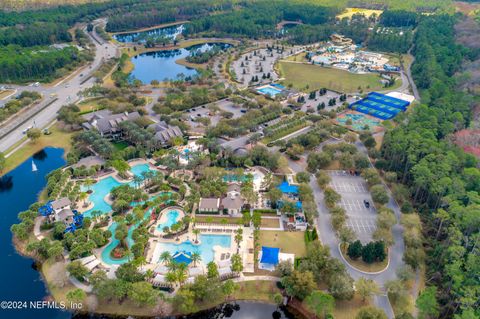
top-left (454, 1), bottom-right (480, 15)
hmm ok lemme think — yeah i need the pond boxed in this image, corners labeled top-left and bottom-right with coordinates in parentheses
top-left (0, 147), bottom-right (70, 319)
top-left (129, 42), bottom-right (232, 83)
top-left (113, 24), bottom-right (185, 43)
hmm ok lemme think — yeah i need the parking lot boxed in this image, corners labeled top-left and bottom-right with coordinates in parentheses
top-left (328, 170), bottom-right (376, 242)
top-left (215, 99), bottom-right (246, 119)
top-left (300, 89), bottom-right (358, 113)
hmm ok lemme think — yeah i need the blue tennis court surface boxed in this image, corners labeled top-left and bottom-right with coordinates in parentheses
top-left (349, 92), bottom-right (410, 120)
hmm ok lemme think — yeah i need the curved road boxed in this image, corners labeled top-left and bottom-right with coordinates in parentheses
top-left (287, 140), bottom-right (405, 318)
top-left (0, 19), bottom-right (118, 153)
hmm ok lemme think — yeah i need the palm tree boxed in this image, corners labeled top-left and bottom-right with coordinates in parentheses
top-left (165, 271), bottom-right (177, 287)
top-left (192, 229), bottom-right (200, 243)
top-left (190, 252), bottom-right (201, 267)
top-left (84, 178), bottom-right (95, 193)
top-left (175, 265), bottom-right (188, 285)
top-left (234, 228), bottom-right (243, 253)
top-left (133, 175), bottom-right (143, 189)
top-left (160, 251), bottom-right (172, 265)
top-left (79, 192), bottom-right (88, 207)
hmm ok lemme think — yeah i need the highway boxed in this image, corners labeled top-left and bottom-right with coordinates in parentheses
top-left (0, 19), bottom-right (118, 153)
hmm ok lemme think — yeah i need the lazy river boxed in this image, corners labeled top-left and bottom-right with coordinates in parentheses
top-left (83, 163), bottom-right (155, 217)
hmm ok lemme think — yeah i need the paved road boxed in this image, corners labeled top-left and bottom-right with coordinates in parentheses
top-left (0, 20), bottom-right (118, 152)
top-left (287, 139), bottom-right (404, 318)
top-left (405, 48), bottom-right (420, 101)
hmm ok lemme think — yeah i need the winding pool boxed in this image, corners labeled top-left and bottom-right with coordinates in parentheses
top-left (83, 163), bottom-right (156, 217)
top-left (101, 208), bottom-right (153, 265)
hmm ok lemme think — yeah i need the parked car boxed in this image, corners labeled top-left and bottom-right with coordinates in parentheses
top-left (363, 200), bottom-right (370, 208)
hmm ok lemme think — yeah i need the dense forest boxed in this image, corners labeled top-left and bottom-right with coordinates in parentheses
top-left (366, 27), bottom-right (413, 53)
top-left (106, 0), bottom-right (232, 32)
top-left (184, 1), bottom-right (339, 38)
top-left (0, 45), bottom-right (92, 82)
top-left (380, 14), bottom-right (479, 318)
top-left (0, 22), bottom-right (72, 47)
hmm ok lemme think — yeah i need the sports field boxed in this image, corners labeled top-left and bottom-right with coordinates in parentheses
top-left (278, 62), bottom-right (393, 93)
top-left (337, 7), bottom-right (383, 19)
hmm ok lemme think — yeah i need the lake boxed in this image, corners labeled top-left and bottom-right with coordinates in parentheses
top-left (0, 147), bottom-right (69, 319)
top-left (129, 43), bottom-right (232, 83)
top-left (113, 24), bottom-right (185, 43)
top-left (1, 148), bottom-right (304, 319)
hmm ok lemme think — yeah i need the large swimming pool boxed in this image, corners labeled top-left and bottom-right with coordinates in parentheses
top-left (155, 234), bottom-right (231, 264)
top-left (257, 85), bottom-right (283, 97)
top-left (156, 209), bottom-right (181, 231)
top-left (83, 163), bottom-right (156, 217)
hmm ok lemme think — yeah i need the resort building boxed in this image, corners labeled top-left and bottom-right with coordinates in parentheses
top-left (49, 197), bottom-right (75, 225)
top-left (71, 155), bottom-right (105, 170)
top-left (198, 184), bottom-right (246, 215)
top-left (198, 198), bottom-right (221, 213)
top-left (221, 183), bottom-right (244, 215)
top-left (82, 111), bottom-right (141, 139)
top-left (148, 121), bottom-right (184, 146)
top-left (330, 33), bottom-right (353, 45)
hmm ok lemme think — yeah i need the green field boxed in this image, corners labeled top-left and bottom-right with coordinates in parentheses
top-left (278, 62), bottom-right (398, 93)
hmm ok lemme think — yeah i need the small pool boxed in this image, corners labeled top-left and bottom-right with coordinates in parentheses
top-left (257, 86), bottom-right (283, 97)
top-left (156, 234), bottom-right (231, 264)
top-left (156, 209), bottom-right (181, 231)
top-left (130, 163), bottom-right (152, 177)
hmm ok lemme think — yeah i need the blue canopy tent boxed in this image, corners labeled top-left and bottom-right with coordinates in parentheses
top-left (260, 246), bottom-right (280, 267)
top-left (172, 251), bottom-right (192, 265)
top-left (277, 181), bottom-right (298, 194)
top-left (296, 201), bottom-right (302, 210)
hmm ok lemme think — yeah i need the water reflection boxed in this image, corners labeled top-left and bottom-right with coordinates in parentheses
top-left (0, 175), bottom-right (13, 191)
top-left (33, 149), bottom-right (48, 161)
top-left (114, 24), bottom-right (185, 43)
top-left (130, 43), bottom-right (231, 83)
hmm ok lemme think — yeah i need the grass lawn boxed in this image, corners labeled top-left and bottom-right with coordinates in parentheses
top-left (194, 215), bottom-right (243, 225)
top-left (233, 280), bottom-right (281, 302)
top-left (2, 123), bottom-right (73, 176)
top-left (260, 218), bottom-right (281, 228)
top-left (331, 295), bottom-right (373, 319)
top-left (278, 62), bottom-right (387, 93)
top-left (340, 243), bottom-right (388, 273)
top-left (283, 52), bottom-right (309, 63)
top-left (78, 97), bottom-right (105, 113)
top-left (336, 7), bottom-right (383, 19)
top-left (0, 89), bottom-right (15, 100)
top-left (112, 140), bottom-right (129, 151)
top-left (176, 58), bottom-right (207, 70)
top-left (259, 230), bottom-right (307, 257)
